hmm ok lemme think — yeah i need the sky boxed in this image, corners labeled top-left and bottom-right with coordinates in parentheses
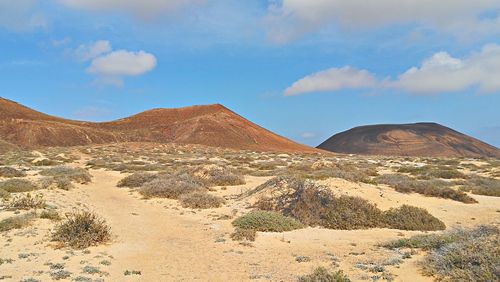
top-left (1, 0), bottom-right (500, 147)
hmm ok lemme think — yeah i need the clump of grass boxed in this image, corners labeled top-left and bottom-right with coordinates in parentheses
top-left (52, 211), bottom-right (111, 249)
top-left (298, 267), bottom-right (351, 282)
top-left (40, 210), bottom-right (61, 221)
top-left (0, 213), bottom-right (36, 232)
top-left (139, 174), bottom-right (203, 199)
top-left (6, 193), bottom-right (46, 210)
top-left (382, 205), bottom-right (445, 231)
top-left (0, 178), bottom-right (38, 193)
top-left (230, 228), bottom-right (256, 241)
top-left (376, 174), bottom-right (477, 203)
top-left (232, 211), bottom-right (304, 232)
top-left (192, 165), bottom-right (245, 186)
top-left (40, 166), bottom-right (92, 184)
top-left (383, 225), bottom-right (499, 281)
top-left (0, 167), bottom-right (26, 178)
top-left (179, 191), bottom-right (225, 209)
top-left (458, 175), bottom-right (500, 197)
top-left (117, 172), bottom-right (157, 188)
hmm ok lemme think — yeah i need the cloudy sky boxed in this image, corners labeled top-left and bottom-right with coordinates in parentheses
top-left (1, 0), bottom-right (500, 147)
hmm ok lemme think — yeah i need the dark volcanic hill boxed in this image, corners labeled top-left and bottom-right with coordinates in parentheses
top-left (0, 97), bottom-right (315, 153)
top-left (318, 123), bottom-right (500, 158)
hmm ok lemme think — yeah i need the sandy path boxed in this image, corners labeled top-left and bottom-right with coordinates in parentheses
top-left (82, 169), bottom-right (251, 281)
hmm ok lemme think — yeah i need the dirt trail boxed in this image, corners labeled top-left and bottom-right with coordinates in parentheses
top-left (82, 169), bottom-right (250, 281)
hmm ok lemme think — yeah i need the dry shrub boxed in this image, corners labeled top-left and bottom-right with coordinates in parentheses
top-left (298, 267), bottom-right (351, 282)
top-left (230, 228), bottom-right (256, 241)
top-left (40, 210), bottom-right (61, 221)
top-left (7, 193), bottom-right (46, 210)
top-left (282, 163), bottom-right (377, 183)
top-left (40, 166), bottom-right (92, 184)
top-left (0, 213), bottom-right (36, 232)
top-left (0, 167), bottom-right (26, 178)
top-left (117, 172), bottom-right (157, 188)
top-left (52, 211), bottom-right (111, 249)
top-left (140, 174), bottom-right (203, 199)
top-left (0, 188), bottom-right (9, 200)
top-left (459, 176), bottom-right (500, 197)
top-left (33, 159), bottom-right (60, 166)
top-left (39, 176), bottom-right (74, 190)
top-left (376, 174), bottom-right (477, 203)
top-left (382, 205), bottom-right (445, 231)
top-left (191, 165), bottom-right (245, 186)
top-left (397, 165), bottom-right (467, 179)
top-left (0, 178), bottom-right (38, 193)
top-left (179, 191), bottom-right (225, 209)
top-left (254, 177), bottom-right (382, 230)
top-left (384, 225), bottom-right (499, 281)
top-left (232, 210), bottom-right (304, 232)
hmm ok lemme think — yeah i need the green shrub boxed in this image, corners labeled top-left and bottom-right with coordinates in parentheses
top-left (117, 172), bottom-right (157, 188)
top-left (33, 159), bottom-right (59, 166)
top-left (0, 166), bottom-right (26, 178)
top-left (382, 205), bottom-right (445, 231)
top-left (0, 213), bottom-right (36, 232)
top-left (179, 191), bottom-right (225, 209)
top-left (232, 211), bottom-right (304, 232)
top-left (298, 267), bottom-right (351, 282)
top-left (52, 211), bottom-right (111, 249)
top-left (397, 165), bottom-right (467, 179)
top-left (0, 178), bottom-right (38, 193)
top-left (191, 165), bottom-right (245, 186)
top-left (140, 174), bottom-right (203, 199)
top-left (39, 166), bottom-right (92, 184)
top-left (6, 193), bottom-right (46, 210)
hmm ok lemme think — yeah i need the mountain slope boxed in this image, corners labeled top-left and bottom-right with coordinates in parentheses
top-left (318, 123), bottom-right (500, 158)
top-left (0, 97), bottom-right (314, 152)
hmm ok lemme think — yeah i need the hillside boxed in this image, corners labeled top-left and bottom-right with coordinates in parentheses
top-left (318, 123), bottom-right (500, 158)
top-left (0, 97), bottom-right (314, 152)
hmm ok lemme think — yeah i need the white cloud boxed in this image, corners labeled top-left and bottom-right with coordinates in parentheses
top-left (285, 44), bottom-right (500, 96)
top-left (73, 40), bottom-right (112, 62)
top-left (60, 0), bottom-right (205, 20)
top-left (0, 0), bottom-right (47, 32)
top-left (87, 50), bottom-right (157, 86)
top-left (285, 66), bottom-right (377, 96)
top-left (267, 0), bottom-right (500, 43)
top-left (300, 132), bottom-right (317, 139)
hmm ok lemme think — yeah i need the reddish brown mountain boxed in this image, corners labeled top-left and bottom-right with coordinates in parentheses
top-left (0, 97), bottom-right (315, 152)
top-left (318, 123), bottom-right (500, 158)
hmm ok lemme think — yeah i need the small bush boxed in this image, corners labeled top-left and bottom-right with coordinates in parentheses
top-left (39, 166), bottom-right (92, 184)
top-left (179, 191), bottom-right (225, 209)
top-left (382, 205), bottom-right (445, 231)
top-left (117, 172), bottom-right (157, 188)
top-left (298, 267), bottom-right (351, 282)
top-left (52, 211), bottom-right (111, 249)
top-left (39, 176), bottom-right (74, 190)
top-left (0, 178), bottom-right (38, 193)
top-left (232, 211), bottom-right (304, 232)
top-left (140, 174), bottom-right (203, 199)
top-left (192, 165), bottom-right (245, 186)
top-left (230, 228), bottom-right (257, 241)
top-left (0, 188), bottom-right (9, 200)
top-left (383, 226), bottom-right (499, 281)
top-left (6, 193), bottom-right (46, 210)
top-left (0, 213), bottom-right (36, 232)
top-left (0, 167), bottom-right (26, 178)
top-left (33, 159), bottom-right (59, 166)
top-left (397, 165), bottom-right (467, 180)
top-left (40, 210), bottom-right (61, 221)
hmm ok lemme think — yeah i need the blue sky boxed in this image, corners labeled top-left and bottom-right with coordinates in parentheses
top-left (1, 0), bottom-right (500, 147)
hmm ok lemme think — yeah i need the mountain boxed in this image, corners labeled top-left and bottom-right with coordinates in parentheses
top-left (317, 123), bottom-right (500, 158)
top-left (0, 97), bottom-right (315, 153)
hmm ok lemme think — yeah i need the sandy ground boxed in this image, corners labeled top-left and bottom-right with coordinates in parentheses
top-left (1, 153), bottom-right (499, 282)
